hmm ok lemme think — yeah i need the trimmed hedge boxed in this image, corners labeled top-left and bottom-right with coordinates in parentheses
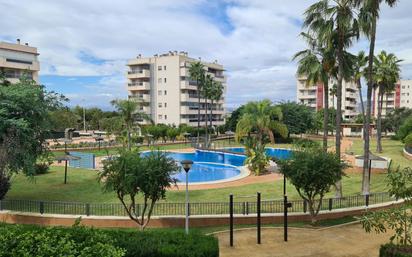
top-left (380, 244), bottom-right (412, 257)
top-left (0, 224), bottom-right (219, 257)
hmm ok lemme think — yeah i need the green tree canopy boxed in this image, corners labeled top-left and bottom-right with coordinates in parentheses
top-left (278, 102), bottom-right (315, 136)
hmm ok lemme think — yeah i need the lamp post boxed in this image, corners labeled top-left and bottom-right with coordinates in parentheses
top-left (283, 174), bottom-right (288, 242)
top-left (181, 160), bottom-right (193, 235)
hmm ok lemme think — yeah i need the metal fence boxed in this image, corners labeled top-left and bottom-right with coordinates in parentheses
top-left (0, 192), bottom-right (394, 217)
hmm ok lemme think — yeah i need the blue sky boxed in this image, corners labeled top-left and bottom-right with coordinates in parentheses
top-left (1, 0), bottom-right (412, 110)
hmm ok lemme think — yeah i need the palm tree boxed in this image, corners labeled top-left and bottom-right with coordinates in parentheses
top-left (304, 0), bottom-right (360, 197)
top-left (189, 62), bottom-right (205, 143)
top-left (111, 99), bottom-right (151, 150)
top-left (293, 32), bottom-right (335, 152)
top-left (357, 0), bottom-right (399, 195)
top-left (235, 100), bottom-right (288, 145)
top-left (352, 51), bottom-right (368, 122)
top-left (373, 51), bottom-right (401, 153)
top-left (209, 80), bottom-right (224, 130)
top-left (202, 74), bottom-right (214, 147)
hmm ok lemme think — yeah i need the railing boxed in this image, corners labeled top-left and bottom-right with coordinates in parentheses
top-left (0, 192), bottom-right (394, 217)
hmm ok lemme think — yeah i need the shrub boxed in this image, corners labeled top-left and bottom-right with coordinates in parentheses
top-left (404, 134), bottom-right (412, 148)
top-left (0, 224), bottom-right (125, 257)
top-left (397, 117), bottom-right (412, 141)
top-left (0, 224), bottom-right (219, 257)
top-left (33, 163), bottom-right (50, 175)
top-left (293, 138), bottom-right (320, 149)
top-left (380, 244), bottom-right (412, 257)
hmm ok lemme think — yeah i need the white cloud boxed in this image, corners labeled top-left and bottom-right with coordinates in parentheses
top-left (1, 0), bottom-right (411, 109)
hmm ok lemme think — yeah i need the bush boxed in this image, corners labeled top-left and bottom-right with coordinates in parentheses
top-left (380, 244), bottom-right (412, 257)
top-left (404, 134), bottom-right (412, 148)
top-left (293, 138), bottom-right (320, 149)
top-left (398, 117), bottom-right (412, 141)
top-left (0, 224), bottom-right (124, 257)
top-left (0, 224), bottom-right (219, 257)
top-left (33, 163), bottom-right (50, 175)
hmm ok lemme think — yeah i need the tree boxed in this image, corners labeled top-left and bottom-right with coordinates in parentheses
top-left (48, 108), bottom-right (79, 131)
top-left (357, 0), bottom-right (399, 196)
top-left (225, 105), bottom-right (245, 132)
top-left (100, 150), bottom-right (179, 230)
top-left (382, 108), bottom-right (412, 135)
top-left (243, 137), bottom-right (269, 176)
top-left (330, 83), bottom-right (337, 109)
top-left (293, 31), bottom-right (335, 152)
top-left (166, 127), bottom-right (179, 142)
top-left (202, 74), bottom-right (213, 147)
top-left (278, 148), bottom-right (345, 224)
top-left (278, 102), bottom-right (315, 137)
top-left (0, 76), bottom-right (65, 199)
top-left (361, 167), bottom-right (412, 246)
top-left (188, 62), bottom-right (205, 142)
top-left (209, 79), bottom-right (224, 131)
top-left (373, 51), bottom-right (401, 153)
top-left (235, 100), bottom-right (288, 145)
top-left (316, 108), bottom-right (338, 135)
top-left (304, 0), bottom-right (360, 197)
top-left (352, 51), bottom-right (369, 122)
top-left (111, 99), bottom-right (150, 150)
top-left (397, 117), bottom-right (412, 141)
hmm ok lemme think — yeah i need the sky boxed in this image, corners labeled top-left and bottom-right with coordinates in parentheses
top-left (1, 0), bottom-right (412, 110)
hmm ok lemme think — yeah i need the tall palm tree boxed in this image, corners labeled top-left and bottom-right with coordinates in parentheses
top-left (330, 84), bottom-right (338, 108)
top-left (293, 32), bottom-right (336, 152)
top-left (189, 62), bottom-right (205, 143)
top-left (357, 0), bottom-right (398, 195)
top-left (235, 100), bottom-right (288, 145)
top-left (373, 51), bottom-right (401, 153)
top-left (202, 74), bottom-right (214, 147)
top-left (304, 0), bottom-right (360, 198)
top-left (209, 80), bottom-right (224, 131)
top-left (352, 51), bottom-right (368, 122)
top-left (111, 99), bottom-right (151, 150)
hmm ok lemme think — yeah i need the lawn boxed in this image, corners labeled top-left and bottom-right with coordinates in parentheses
top-left (347, 137), bottom-right (411, 169)
top-left (5, 165), bottom-right (388, 203)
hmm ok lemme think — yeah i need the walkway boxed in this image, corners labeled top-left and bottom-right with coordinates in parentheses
top-left (216, 223), bottom-right (390, 257)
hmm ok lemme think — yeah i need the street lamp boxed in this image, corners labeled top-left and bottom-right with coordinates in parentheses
top-left (181, 160), bottom-right (193, 235)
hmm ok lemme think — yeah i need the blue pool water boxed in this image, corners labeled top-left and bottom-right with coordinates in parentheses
top-left (224, 147), bottom-right (292, 160)
top-left (143, 148), bottom-right (291, 183)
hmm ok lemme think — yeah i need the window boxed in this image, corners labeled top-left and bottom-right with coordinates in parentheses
top-left (164, 90), bottom-right (167, 95)
top-left (158, 90), bottom-right (162, 96)
top-left (158, 66), bottom-right (162, 71)
top-left (164, 115), bottom-right (167, 120)
top-left (158, 103), bottom-right (162, 108)
top-left (164, 103), bottom-right (167, 108)
top-left (158, 115), bottom-right (162, 120)
top-left (164, 78), bottom-right (167, 83)
top-left (158, 78), bottom-right (162, 83)
top-left (164, 65), bottom-right (167, 70)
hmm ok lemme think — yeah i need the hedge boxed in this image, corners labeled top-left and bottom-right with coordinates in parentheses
top-left (380, 244), bottom-right (412, 257)
top-left (0, 224), bottom-right (219, 257)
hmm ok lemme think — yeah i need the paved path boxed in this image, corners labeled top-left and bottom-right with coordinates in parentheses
top-left (216, 223), bottom-right (390, 257)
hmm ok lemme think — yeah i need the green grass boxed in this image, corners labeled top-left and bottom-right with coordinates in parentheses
top-left (6, 165), bottom-right (388, 203)
top-left (347, 138), bottom-right (411, 169)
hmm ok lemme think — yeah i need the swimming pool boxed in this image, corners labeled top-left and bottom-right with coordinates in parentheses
top-left (144, 148), bottom-right (291, 184)
top-left (223, 147), bottom-right (292, 160)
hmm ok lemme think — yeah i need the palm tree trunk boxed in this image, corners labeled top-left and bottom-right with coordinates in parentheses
top-left (127, 124), bottom-right (131, 151)
top-left (358, 79), bottom-right (366, 121)
top-left (205, 99), bottom-right (208, 148)
top-left (362, 15), bottom-right (377, 196)
top-left (335, 39), bottom-right (344, 198)
top-left (197, 81), bottom-right (201, 144)
top-left (210, 99), bottom-right (214, 131)
top-left (376, 86), bottom-right (384, 153)
top-left (323, 81), bottom-right (329, 152)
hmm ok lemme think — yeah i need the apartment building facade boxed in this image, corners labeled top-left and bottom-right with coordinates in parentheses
top-left (373, 80), bottom-right (412, 117)
top-left (126, 51), bottom-right (226, 126)
top-left (297, 77), bottom-right (359, 120)
top-left (0, 39), bottom-right (40, 83)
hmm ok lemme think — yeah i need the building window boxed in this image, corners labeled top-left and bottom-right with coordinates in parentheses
top-left (164, 103), bottom-right (167, 108)
top-left (164, 115), bottom-right (167, 120)
top-left (158, 115), bottom-right (162, 120)
top-left (164, 78), bottom-right (167, 83)
top-left (158, 66), bottom-right (162, 71)
top-left (164, 90), bottom-right (167, 95)
top-left (164, 65), bottom-right (167, 70)
top-left (158, 78), bottom-right (162, 83)
top-left (158, 103), bottom-right (162, 108)
top-left (158, 90), bottom-right (162, 96)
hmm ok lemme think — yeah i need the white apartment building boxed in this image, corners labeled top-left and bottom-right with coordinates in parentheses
top-left (126, 51), bottom-right (226, 126)
top-left (297, 77), bottom-right (359, 120)
top-left (373, 80), bottom-right (412, 117)
top-left (0, 39), bottom-right (40, 83)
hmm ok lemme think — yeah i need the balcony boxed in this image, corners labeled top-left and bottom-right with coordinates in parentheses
top-left (127, 69), bottom-right (150, 79)
top-left (345, 101), bottom-right (357, 107)
top-left (129, 94), bottom-right (151, 102)
top-left (128, 81), bottom-right (150, 90)
top-left (180, 80), bottom-right (198, 90)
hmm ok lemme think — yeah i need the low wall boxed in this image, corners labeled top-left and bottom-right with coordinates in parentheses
top-left (403, 148), bottom-right (412, 160)
top-left (0, 201), bottom-right (402, 229)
